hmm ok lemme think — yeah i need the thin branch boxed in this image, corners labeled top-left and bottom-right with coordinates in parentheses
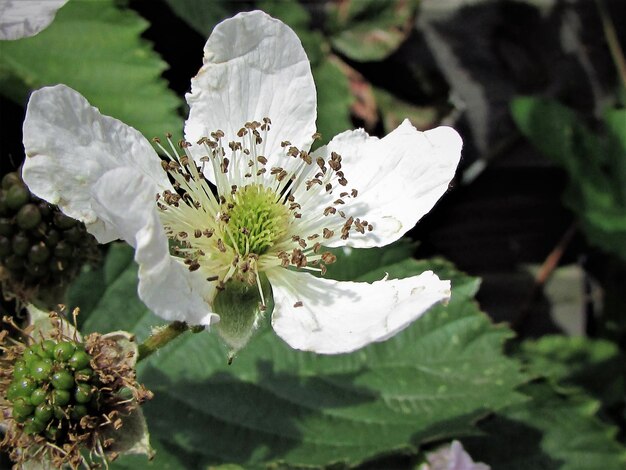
top-left (596, 0), bottom-right (626, 89)
top-left (513, 222), bottom-right (578, 329)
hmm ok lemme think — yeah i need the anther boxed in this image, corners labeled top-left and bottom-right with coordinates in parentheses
top-left (321, 252), bottom-right (337, 264)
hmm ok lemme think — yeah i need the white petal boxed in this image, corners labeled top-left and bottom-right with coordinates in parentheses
top-left (0, 0), bottom-right (67, 40)
top-left (91, 168), bottom-right (218, 326)
top-left (268, 269), bottom-right (450, 354)
top-left (423, 440), bottom-right (490, 470)
top-left (22, 85), bottom-right (169, 243)
top-left (318, 120), bottom-right (462, 248)
top-left (185, 10), bottom-right (317, 178)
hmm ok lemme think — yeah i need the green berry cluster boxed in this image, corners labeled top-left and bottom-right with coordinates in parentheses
top-left (0, 171), bottom-right (98, 294)
top-left (6, 338), bottom-right (97, 439)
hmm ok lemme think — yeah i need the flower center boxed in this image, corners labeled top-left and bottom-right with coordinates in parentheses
top-left (152, 119), bottom-right (374, 310)
top-left (225, 184), bottom-right (289, 256)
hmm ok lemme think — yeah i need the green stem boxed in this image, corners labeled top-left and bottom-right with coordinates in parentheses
top-left (596, 0), bottom-right (626, 89)
top-left (137, 321), bottom-right (189, 361)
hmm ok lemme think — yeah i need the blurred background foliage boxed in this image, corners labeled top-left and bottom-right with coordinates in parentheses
top-left (1, 0), bottom-right (625, 468)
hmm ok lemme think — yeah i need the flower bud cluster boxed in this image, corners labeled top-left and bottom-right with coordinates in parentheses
top-left (0, 171), bottom-right (98, 300)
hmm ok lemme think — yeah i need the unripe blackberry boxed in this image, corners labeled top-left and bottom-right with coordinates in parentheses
top-left (0, 236), bottom-right (10, 257)
top-left (5, 186), bottom-right (29, 210)
top-left (1, 311), bottom-right (153, 468)
top-left (0, 217), bottom-right (13, 236)
top-left (0, 171), bottom-right (100, 304)
top-left (16, 204), bottom-right (42, 230)
top-left (2, 173), bottom-right (21, 189)
top-left (11, 233), bottom-right (30, 256)
top-left (4, 338), bottom-right (98, 438)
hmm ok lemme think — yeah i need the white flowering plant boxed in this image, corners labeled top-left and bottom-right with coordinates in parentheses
top-left (21, 10), bottom-right (461, 357)
top-left (0, 1), bottom-right (625, 469)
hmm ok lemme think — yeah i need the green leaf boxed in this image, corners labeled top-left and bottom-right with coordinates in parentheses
top-left (374, 86), bottom-right (439, 133)
top-left (323, 238), bottom-right (415, 281)
top-left (162, 0), bottom-right (233, 38)
top-left (328, 0), bottom-right (416, 62)
top-left (519, 335), bottom-right (625, 408)
top-left (68, 241), bottom-right (525, 468)
top-left (604, 108), bottom-right (626, 206)
top-left (462, 383), bottom-right (626, 470)
top-left (511, 97), bottom-right (607, 189)
top-left (511, 97), bottom-right (626, 261)
top-left (311, 59), bottom-right (353, 145)
top-left (107, 438), bottom-right (198, 470)
top-left (0, 0), bottom-right (182, 140)
top-left (67, 243), bottom-right (155, 338)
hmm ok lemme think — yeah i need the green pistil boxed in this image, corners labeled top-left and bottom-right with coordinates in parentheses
top-left (225, 185), bottom-right (289, 255)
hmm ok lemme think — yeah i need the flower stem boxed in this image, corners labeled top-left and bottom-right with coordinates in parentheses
top-left (137, 321), bottom-right (190, 361)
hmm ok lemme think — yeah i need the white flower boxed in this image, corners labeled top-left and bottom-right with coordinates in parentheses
top-left (22, 11), bottom-right (462, 354)
top-left (420, 441), bottom-right (490, 470)
top-left (0, 0), bottom-right (67, 40)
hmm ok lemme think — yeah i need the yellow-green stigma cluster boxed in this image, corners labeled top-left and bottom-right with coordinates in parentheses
top-left (7, 338), bottom-right (94, 439)
top-left (226, 184), bottom-right (289, 256)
